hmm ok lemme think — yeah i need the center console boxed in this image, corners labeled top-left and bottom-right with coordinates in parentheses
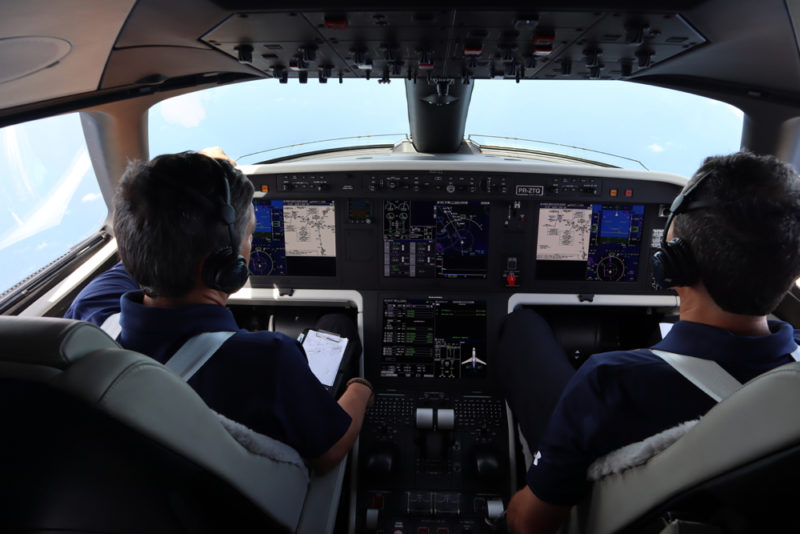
top-left (355, 297), bottom-right (507, 534)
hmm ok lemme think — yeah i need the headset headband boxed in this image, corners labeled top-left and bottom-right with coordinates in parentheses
top-left (661, 169), bottom-right (715, 247)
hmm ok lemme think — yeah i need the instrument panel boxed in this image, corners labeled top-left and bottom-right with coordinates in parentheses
top-left (246, 167), bottom-right (681, 296)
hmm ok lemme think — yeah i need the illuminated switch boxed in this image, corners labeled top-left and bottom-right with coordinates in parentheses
top-left (324, 17), bottom-right (347, 30)
top-left (610, 189), bottom-right (618, 197)
top-left (625, 189), bottom-right (633, 197)
top-left (261, 185), bottom-right (270, 192)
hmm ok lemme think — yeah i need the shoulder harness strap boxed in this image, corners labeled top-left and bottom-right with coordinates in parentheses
top-left (165, 331), bottom-right (236, 381)
top-left (651, 344), bottom-right (800, 403)
top-left (99, 312), bottom-right (122, 340)
top-left (650, 349), bottom-right (742, 402)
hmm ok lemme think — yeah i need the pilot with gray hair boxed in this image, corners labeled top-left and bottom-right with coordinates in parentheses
top-left (66, 148), bottom-right (373, 473)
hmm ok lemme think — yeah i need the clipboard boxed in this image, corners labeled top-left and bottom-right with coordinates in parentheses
top-left (298, 328), bottom-right (349, 392)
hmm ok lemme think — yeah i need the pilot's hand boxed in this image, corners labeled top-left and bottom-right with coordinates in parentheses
top-left (199, 146), bottom-right (236, 165)
top-left (345, 377), bottom-right (375, 408)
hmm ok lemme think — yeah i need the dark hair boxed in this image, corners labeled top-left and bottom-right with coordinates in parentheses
top-left (113, 152), bottom-right (254, 298)
top-left (673, 152), bottom-right (800, 315)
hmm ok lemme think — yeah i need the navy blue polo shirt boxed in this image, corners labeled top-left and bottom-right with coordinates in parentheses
top-left (528, 320), bottom-right (800, 506)
top-left (63, 263), bottom-right (351, 459)
top-left (63, 262), bottom-right (138, 326)
top-left (117, 291), bottom-right (352, 458)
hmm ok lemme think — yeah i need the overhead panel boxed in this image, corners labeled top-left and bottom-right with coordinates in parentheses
top-left (201, 9), bottom-right (706, 83)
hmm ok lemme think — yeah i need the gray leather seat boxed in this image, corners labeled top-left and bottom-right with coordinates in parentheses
top-left (566, 361), bottom-right (800, 533)
top-left (0, 315), bottom-right (344, 534)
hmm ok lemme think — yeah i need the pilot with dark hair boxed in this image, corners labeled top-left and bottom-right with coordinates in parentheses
top-left (498, 152), bottom-right (800, 533)
top-left (66, 149), bottom-right (372, 473)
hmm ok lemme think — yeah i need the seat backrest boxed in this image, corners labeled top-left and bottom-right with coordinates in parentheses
top-left (567, 362), bottom-right (800, 533)
top-left (0, 316), bottom-right (313, 533)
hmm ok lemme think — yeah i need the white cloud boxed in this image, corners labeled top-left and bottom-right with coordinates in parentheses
top-left (10, 211), bottom-right (23, 226)
top-left (0, 149), bottom-right (90, 250)
top-left (159, 92), bottom-right (207, 128)
top-left (648, 143), bottom-right (665, 153)
top-left (36, 242), bottom-right (48, 251)
top-left (3, 125), bottom-right (35, 197)
top-left (81, 192), bottom-right (102, 203)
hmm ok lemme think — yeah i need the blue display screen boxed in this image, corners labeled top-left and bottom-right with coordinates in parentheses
top-left (250, 199), bottom-right (337, 276)
top-left (536, 203), bottom-right (644, 282)
top-left (383, 200), bottom-right (490, 279)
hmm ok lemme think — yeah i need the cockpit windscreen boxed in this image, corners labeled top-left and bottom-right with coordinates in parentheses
top-left (250, 199), bottom-right (337, 276)
top-left (384, 201), bottom-right (490, 279)
top-left (380, 298), bottom-right (488, 379)
top-left (536, 203), bottom-right (644, 282)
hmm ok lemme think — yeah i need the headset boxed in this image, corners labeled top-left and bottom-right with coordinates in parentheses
top-left (651, 169), bottom-right (716, 289)
top-left (200, 159), bottom-right (250, 294)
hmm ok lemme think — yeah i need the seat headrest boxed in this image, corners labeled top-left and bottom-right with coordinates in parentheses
top-left (0, 316), bottom-right (117, 369)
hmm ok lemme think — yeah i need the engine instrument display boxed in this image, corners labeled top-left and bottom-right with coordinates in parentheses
top-left (250, 199), bottom-right (337, 276)
top-left (535, 203), bottom-right (644, 282)
top-left (383, 201), bottom-right (490, 279)
top-left (380, 298), bottom-right (488, 379)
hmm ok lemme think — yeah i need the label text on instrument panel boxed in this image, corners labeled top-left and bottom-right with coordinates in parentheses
top-left (515, 185), bottom-right (544, 196)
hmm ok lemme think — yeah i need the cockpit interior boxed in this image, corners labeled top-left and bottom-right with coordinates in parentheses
top-left (3, 1), bottom-right (800, 533)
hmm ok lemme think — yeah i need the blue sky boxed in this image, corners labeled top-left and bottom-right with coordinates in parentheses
top-left (0, 79), bottom-right (744, 294)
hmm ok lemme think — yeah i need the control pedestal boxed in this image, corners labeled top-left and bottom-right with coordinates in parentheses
top-left (355, 391), bottom-right (511, 534)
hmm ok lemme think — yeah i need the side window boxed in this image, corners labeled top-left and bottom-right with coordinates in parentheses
top-left (0, 113), bottom-right (107, 297)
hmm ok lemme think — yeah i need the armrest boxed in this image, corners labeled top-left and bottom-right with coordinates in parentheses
top-left (296, 456), bottom-right (348, 534)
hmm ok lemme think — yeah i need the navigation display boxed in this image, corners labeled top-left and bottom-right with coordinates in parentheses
top-left (380, 298), bottom-right (488, 379)
top-left (536, 203), bottom-right (644, 281)
top-left (250, 199), bottom-right (336, 276)
top-left (383, 200), bottom-right (490, 278)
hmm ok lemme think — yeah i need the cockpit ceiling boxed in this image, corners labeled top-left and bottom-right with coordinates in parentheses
top-left (4, 0), bottom-right (800, 119)
top-left (202, 10), bottom-right (705, 83)
top-left (0, 0), bottom-right (135, 110)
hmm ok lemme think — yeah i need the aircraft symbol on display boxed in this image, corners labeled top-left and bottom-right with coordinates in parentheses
top-left (461, 347), bottom-right (486, 368)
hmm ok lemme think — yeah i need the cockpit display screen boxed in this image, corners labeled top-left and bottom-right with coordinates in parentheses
top-left (535, 203), bottom-right (644, 282)
top-left (250, 199), bottom-right (336, 276)
top-left (383, 201), bottom-right (490, 278)
top-left (380, 298), bottom-right (488, 379)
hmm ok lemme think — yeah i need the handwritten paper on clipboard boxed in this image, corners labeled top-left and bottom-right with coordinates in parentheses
top-left (301, 329), bottom-right (347, 387)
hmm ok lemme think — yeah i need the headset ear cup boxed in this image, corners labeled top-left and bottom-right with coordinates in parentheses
top-left (202, 247), bottom-right (250, 294)
top-left (652, 248), bottom-right (669, 289)
top-left (224, 255), bottom-right (250, 293)
top-left (652, 238), bottom-right (698, 288)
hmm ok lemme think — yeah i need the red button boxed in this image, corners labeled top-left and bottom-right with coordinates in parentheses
top-left (625, 189), bottom-right (633, 197)
top-left (506, 273), bottom-right (517, 286)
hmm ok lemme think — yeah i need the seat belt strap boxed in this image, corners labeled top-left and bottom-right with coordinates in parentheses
top-left (650, 349), bottom-right (742, 403)
top-left (165, 331), bottom-right (236, 381)
top-left (100, 312), bottom-right (122, 340)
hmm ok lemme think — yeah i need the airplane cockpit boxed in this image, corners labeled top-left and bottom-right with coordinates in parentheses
top-left (3, 1), bottom-right (800, 533)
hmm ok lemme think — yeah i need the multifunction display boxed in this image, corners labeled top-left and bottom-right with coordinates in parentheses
top-left (536, 203), bottom-right (644, 282)
top-left (380, 298), bottom-right (487, 379)
top-left (383, 200), bottom-right (490, 279)
top-left (250, 199), bottom-right (337, 276)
